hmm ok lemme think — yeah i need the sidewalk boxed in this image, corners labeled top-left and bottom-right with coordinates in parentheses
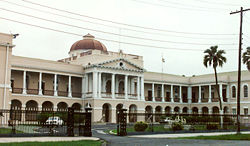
top-left (129, 131), bottom-right (250, 138)
top-left (0, 137), bottom-right (100, 143)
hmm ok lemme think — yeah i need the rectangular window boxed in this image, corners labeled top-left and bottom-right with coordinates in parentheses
top-left (244, 108), bottom-right (248, 115)
top-left (232, 108), bottom-right (236, 115)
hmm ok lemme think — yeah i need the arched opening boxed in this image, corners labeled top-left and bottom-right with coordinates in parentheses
top-left (72, 103), bottom-right (81, 111)
top-left (223, 106), bottom-right (229, 114)
top-left (118, 81), bottom-right (124, 93)
top-left (174, 106), bottom-right (180, 113)
top-left (10, 99), bottom-right (22, 121)
top-left (155, 106), bottom-right (162, 122)
top-left (102, 103), bottom-right (111, 122)
top-left (202, 107), bottom-right (209, 114)
top-left (129, 104), bottom-right (137, 122)
top-left (165, 106), bottom-right (171, 114)
top-left (192, 107), bottom-right (198, 114)
top-left (105, 80), bottom-right (111, 93)
top-left (145, 106), bottom-right (153, 122)
top-left (116, 104), bottom-right (123, 122)
top-left (212, 106), bottom-right (220, 114)
top-left (25, 100), bottom-right (38, 121)
top-left (57, 102), bottom-right (68, 111)
top-left (182, 107), bottom-right (188, 114)
top-left (42, 101), bottom-right (53, 111)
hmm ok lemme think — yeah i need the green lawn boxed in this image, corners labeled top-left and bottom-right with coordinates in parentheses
top-left (175, 134), bottom-right (250, 140)
top-left (0, 140), bottom-right (102, 146)
top-left (0, 128), bottom-right (24, 134)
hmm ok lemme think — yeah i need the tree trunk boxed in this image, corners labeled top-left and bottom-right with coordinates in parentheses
top-left (213, 67), bottom-right (222, 111)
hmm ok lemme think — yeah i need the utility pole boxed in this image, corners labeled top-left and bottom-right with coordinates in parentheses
top-left (230, 7), bottom-right (250, 134)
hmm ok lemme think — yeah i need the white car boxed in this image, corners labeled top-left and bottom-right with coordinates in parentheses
top-left (45, 116), bottom-right (63, 126)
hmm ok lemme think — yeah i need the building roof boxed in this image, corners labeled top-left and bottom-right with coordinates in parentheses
top-left (70, 33), bottom-right (107, 52)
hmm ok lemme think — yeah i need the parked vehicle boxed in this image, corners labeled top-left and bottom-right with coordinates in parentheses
top-left (45, 116), bottom-right (63, 126)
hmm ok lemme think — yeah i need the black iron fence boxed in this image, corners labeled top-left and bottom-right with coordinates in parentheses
top-left (0, 107), bottom-right (92, 137)
top-left (118, 113), bottom-right (250, 135)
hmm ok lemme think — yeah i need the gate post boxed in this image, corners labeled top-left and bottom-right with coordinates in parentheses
top-left (67, 107), bottom-right (74, 136)
top-left (117, 108), bottom-right (127, 136)
top-left (83, 107), bottom-right (92, 137)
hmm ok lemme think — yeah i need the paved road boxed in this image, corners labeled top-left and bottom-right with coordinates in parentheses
top-left (92, 125), bottom-right (250, 146)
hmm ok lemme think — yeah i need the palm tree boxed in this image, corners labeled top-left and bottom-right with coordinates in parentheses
top-left (242, 47), bottom-right (250, 71)
top-left (203, 46), bottom-right (227, 111)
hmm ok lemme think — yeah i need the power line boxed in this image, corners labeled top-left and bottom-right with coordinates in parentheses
top-left (157, 0), bottom-right (231, 10)
top-left (0, 0), bottom-right (237, 40)
top-left (20, 0), bottom-right (237, 36)
top-left (190, 0), bottom-right (240, 7)
top-left (0, 7), bottom-right (237, 46)
top-left (132, 0), bottom-right (229, 12)
top-left (0, 16), bottom-right (237, 52)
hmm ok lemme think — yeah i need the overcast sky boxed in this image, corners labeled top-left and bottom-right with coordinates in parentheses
top-left (0, 0), bottom-right (250, 76)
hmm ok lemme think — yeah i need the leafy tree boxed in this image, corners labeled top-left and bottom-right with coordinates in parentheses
top-left (203, 46), bottom-right (227, 111)
top-left (242, 47), bottom-right (250, 71)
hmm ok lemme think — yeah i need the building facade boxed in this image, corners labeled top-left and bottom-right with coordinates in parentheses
top-left (0, 32), bottom-right (250, 123)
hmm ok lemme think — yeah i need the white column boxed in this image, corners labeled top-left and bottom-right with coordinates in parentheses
top-left (81, 76), bottom-right (85, 98)
top-left (170, 85), bottom-right (174, 103)
top-left (188, 86), bottom-right (192, 104)
top-left (152, 83), bottom-right (155, 102)
top-left (85, 74), bottom-right (89, 93)
top-left (140, 76), bottom-right (144, 101)
top-left (179, 86), bottom-right (182, 103)
top-left (161, 84), bottom-right (164, 102)
top-left (68, 76), bottom-right (72, 97)
top-left (92, 72), bottom-right (98, 98)
top-left (208, 85), bottom-right (212, 103)
top-left (198, 85), bottom-right (201, 103)
top-left (131, 78), bottom-right (135, 94)
top-left (125, 75), bottom-right (128, 99)
top-left (112, 74), bottom-right (115, 99)
top-left (38, 72), bottom-right (43, 95)
top-left (22, 71), bottom-right (27, 94)
top-left (137, 76), bottom-right (140, 99)
top-left (127, 77), bottom-right (131, 95)
top-left (54, 74), bottom-right (58, 96)
top-left (98, 72), bottom-right (102, 98)
top-left (220, 84), bottom-right (223, 103)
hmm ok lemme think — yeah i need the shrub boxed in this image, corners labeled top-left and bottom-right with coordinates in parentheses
top-left (171, 122), bottom-right (183, 131)
top-left (206, 123), bottom-right (219, 130)
top-left (134, 121), bottom-right (148, 132)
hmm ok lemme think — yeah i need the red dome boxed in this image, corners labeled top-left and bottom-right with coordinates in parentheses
top-left (70, 34), bottom-right (107, 52)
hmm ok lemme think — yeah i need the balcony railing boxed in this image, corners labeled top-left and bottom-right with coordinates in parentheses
top-left (101, 92), bottom-right (112, 98)
top-left (201, 98), bottom-right (209, 102)
top-left (145, 96), bottom-right (152, 101)
top-left (58, 91), bottom-right (68, 97)
top-left (12, 88), bottom-right (23, 94)
top-left (27, 89), bottom-right (39, 95)
top-left (212, 98), bottom-right (219, 102)
top-left (223, 98), bottom-right (228, 102)
top-left (165, 97), bottom-right (171, 102)
top-left (192, 98), bottom-right (198, 103)
top-left (128, 93), bottom-right (137, 99)
top-left (155, 97), bottom-right (162, 102)
top-left (115, 93), bottom-right (125, 99)
top-left (183, 98), bottom-right (188, 103)
top-left (72, 92), bottom-right (82, 98)
top-left (43, 90), bottom-right (54, 96)
top-left (85, 92), bottom-right (92, 98)
top-left (174, 98), bottom-right (180, 102)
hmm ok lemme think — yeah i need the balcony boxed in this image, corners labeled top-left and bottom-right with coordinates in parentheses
top-left (192, 98), bottom-right (198, 103)
top-left (101, 92), bottom-right (112, 98)
top-left (43, 90), bottom-right (54, 96)
top-left (12, 88), bottom-right (23, 94)
top-left (174, 98), bottom-right (180, 102)
top-left (223, 98), bottom-right (228, 102)
top-left (145, 96), bottom-right (152, 101)
top-left (128, 93), bottom-right (137, 99)
top-left (115, 93), bottom-right (125, 99)
top-left (85, 92), bottom-right (92, 98)
top-left (27, 89), bottom-right (39, 95)
top-left (165, 97), bottom-right (171, 102)
top-left (155, 97), bottom-right (162, 102)
top-left (72, 92), bottom-right (82, 98)
top-left (182, 98), bottom-right (188, 103)
top-left (212, 98), bottom-right (219, 102)
top-left (201, 98), bottom-right (209, 103)
top-left (58, 91), bottom-right (68, 97)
